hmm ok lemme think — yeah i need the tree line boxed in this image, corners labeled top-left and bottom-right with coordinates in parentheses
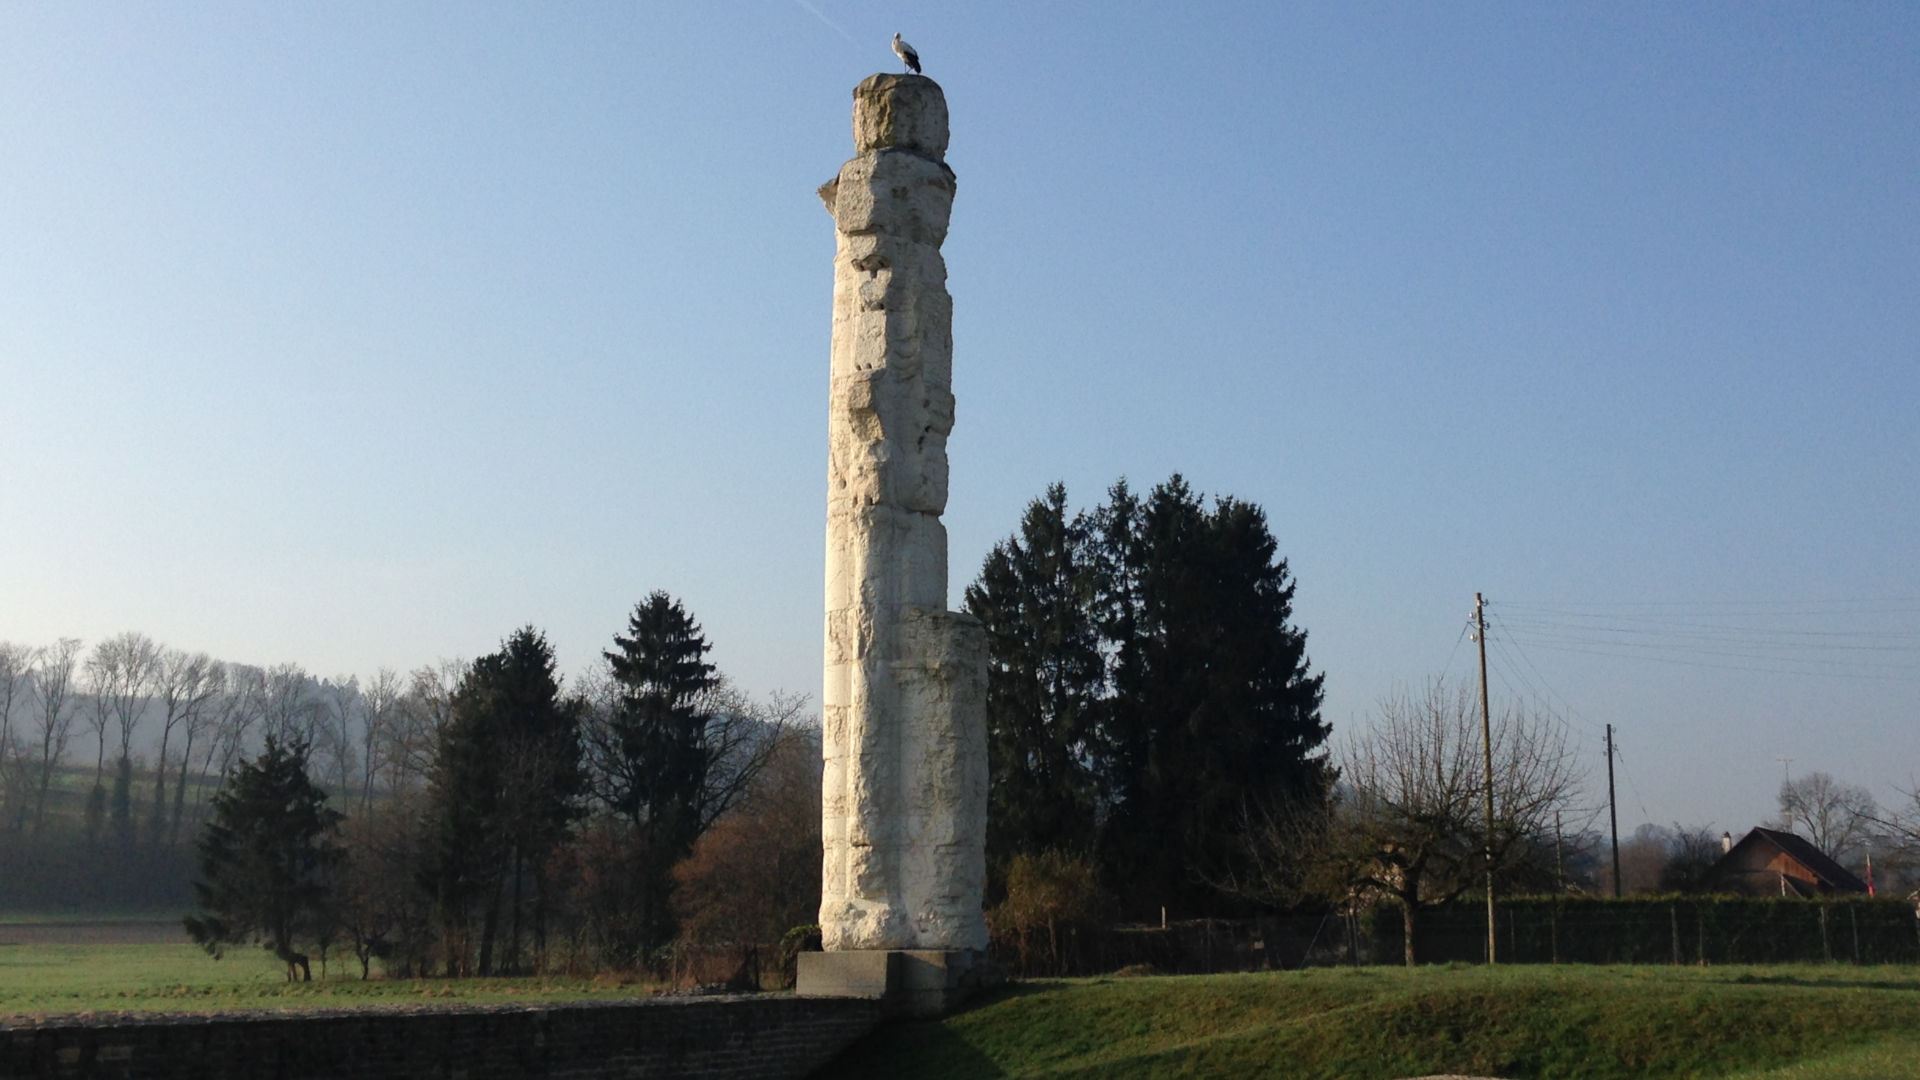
top-left (15, 472), bottom-right (1916, 976)
top-left (4, 594), bottom-right (821, 982)
top-left (0, 634), bottom-right (432, 857)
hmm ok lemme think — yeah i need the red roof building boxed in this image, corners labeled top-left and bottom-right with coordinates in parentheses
top-left (1702, 827), bottom-right (1869, 897)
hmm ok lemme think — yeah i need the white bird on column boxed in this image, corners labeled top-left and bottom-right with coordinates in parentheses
top-left (892, 33), bottom-right (921, 74)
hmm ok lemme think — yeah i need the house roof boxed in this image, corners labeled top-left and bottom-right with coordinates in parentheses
top-left (1721, 827), bottom-right (1870, 894)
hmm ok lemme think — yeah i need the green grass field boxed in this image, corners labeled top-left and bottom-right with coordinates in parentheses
top-left (832, 964), bottom-right (1920, 1080)
top-left (7, 947), bottom-right (1920, 1078)
top-left (0, 942), bottom-right (664, 1017)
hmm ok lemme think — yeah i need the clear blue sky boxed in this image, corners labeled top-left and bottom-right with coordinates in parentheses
top-left (3, 3), bottom-right (1915, 838)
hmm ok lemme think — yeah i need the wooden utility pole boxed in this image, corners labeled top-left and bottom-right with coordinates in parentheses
top-left (1554, 810), bottom-right (1565, 894)
top-left (1607, 723), bottom-right (1621, 898)
top-left (1475, 593), bottom-right (1496, 964)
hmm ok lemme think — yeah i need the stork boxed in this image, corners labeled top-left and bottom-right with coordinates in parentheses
top-left (892, 33), bottom-right (921, 75)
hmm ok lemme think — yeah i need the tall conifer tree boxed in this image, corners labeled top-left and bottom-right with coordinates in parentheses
top-left (963, 483), bottom-right (1104, 867)
top-left (595, 591), bottom-right (720, 952)
top-left (424, 627), bottom-right (581, 974)
top-left (185, 736), bottom-right (341, 981)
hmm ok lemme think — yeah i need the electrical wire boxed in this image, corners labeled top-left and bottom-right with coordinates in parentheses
top-left (1488, 598), bottom-right (1920, 683)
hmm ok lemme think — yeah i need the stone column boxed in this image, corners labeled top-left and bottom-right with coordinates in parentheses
top-left (813, 73), bottom-right (989, 979)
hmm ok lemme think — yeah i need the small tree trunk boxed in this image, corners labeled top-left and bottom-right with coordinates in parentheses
top-left (150, 760), bottom-right (168, 846)
top-left (509, 850), bottom-right (524, 974)
top-left (479, 881), bottom-right (502, 976)
top-left (170, 733), bottom-right (194, 846)
top-left (1670, 904), bottom-right (1681, 965)
top-left (1402, 902), bottom-right (1418, 967)
top-left (534, 873), bottom-right (549, 975)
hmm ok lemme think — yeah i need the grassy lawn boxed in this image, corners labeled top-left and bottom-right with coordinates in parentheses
top-left (10, 948), bottom-right (1919, 1079)
top-left (831, 964), bottom-right (1920, 1080)
top-left (0, 943), bottom-right (665, 1018)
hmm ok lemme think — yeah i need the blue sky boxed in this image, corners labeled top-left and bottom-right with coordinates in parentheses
top-left (3, 3), bottom-right (1915, 838)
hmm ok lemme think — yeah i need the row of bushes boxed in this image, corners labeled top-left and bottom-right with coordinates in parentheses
top-left (1372, 896), bottom-right (1920, 966)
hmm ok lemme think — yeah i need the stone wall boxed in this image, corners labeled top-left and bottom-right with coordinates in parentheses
top-left (0, 994), bottom-right (881, 1079)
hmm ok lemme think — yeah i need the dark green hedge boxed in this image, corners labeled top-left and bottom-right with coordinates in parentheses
top-left (1367, 896), bottom-right (1920, 965)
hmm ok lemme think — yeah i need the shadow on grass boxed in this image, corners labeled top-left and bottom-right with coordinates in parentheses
top-left (824, 1019), bottom-right (1010, 1080)
top-left (811, 982), bottom-right (1056, 1080)
top-left (1713, 973), bottom-right (1920, 993)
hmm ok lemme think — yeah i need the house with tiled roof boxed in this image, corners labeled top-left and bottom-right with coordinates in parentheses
top-left (1701, 826), bottom-right (1869, 897)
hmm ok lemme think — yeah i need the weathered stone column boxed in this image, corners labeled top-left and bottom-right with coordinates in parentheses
top-left (805, 73), bottom-right (988, 1010)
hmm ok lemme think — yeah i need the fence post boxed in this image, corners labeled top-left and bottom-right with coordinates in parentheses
top-left (1850, 902), bottom-right (1860, 965)
top-left (1820, 903), bottom-right (1832, 964)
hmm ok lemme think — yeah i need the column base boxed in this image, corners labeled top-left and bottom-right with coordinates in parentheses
top-left (796, 949), bottom-right (991, 1018)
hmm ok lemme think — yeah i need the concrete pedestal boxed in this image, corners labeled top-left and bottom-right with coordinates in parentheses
top-left (796, 949), bottom-right (989, 1018)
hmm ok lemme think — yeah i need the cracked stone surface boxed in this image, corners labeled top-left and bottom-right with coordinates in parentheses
top-left (817, 73), bottom-right (988, 953)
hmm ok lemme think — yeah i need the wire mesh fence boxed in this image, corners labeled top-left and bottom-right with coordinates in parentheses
top-left (985, 897), bottom-right (1920, 977)
top-left (1369, 896), bottom-right (1920, 967)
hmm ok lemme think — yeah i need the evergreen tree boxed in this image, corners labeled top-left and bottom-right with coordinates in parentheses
top-left (1096, 477), bottom-right (1329, 919)
top-left (968, 476), bottom-right (1331, 921)
top-left (590, 591), bottom-right (720, 955)
top-left (423, 627), bottom-right (582, 975)
top-left (962, 483), bottom-right (1105, 868)
top-left (601, 592), bottom-right (719, 847)
top-left (184, 736), bottom-right (342, 981)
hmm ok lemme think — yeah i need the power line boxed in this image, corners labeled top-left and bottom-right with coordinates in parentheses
top-left (1499, 597), bottom-right (1920, 613)
top-left (1486, 615), bottom-right (1608, 740)
top-left (1505, 638), bottom-right (1920, 682)
top-left (1438, 613), bottom-right (1472, 684)
top-left (1610, 736), bottom-right (1655, 824)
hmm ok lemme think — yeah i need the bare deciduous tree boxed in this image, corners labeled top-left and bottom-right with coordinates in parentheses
top-left (87, 632), bottom-right (160, 778)
top-left (152, 649), bottom-right (221, 845)
top-left (168, 660), bottom-right (228, 845)
top-left (1598, 822), bottom-right (1722, 895)
top-left (579, 671), bottom-right (804, 840)
top-left (0, 642), bottom-right (33, 829)
top-left (261, 663), bottom-right (321, 750)
top-left (201, 664), bottom-right (268, 803)
top-left (1303, 679), bottom-right (1583, 965)
top-left (384, 660), bottom-right (464, 799)
top-left (1882, 784), bottom-right (1920, 848)
top-left (28, 639), bottom-right (84, 831)
top-left (318, 675), bottom-right (362, 807)
top-left (358, 668), bottom-right (404, 816)
top-left (1611, 823), bottom-right (1674, 896)
top-left (81, 632), bottom-right (160, 843)
top-left (1775, 770), bottom-right (1878, 865)
top-left (670, 720), bottom-right (825, 984)
top-left (697, 684), bottom-right (808, 834)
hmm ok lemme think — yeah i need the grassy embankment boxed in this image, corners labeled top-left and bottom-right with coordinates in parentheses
top-left (0, 942), bottom-right (664, 1017)
top-left (8, 942), bottom-right (1919, 1079)
top-left (831, 964), bottom-right (1920, 1080)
